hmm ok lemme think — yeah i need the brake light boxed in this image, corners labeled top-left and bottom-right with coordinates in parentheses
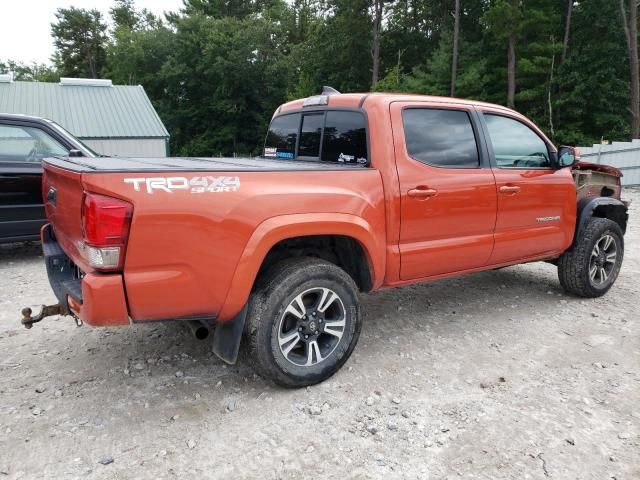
top-left (81, 192), bottom-right (133, 271)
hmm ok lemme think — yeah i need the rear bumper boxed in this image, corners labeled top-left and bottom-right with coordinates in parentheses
top-left (42, 224), bottom-right (129, 326)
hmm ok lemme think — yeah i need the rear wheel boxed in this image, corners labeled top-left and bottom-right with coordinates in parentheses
top-left (558, 217), bottom-right (624, 298)
top-left (246, 257), bottom-right (362, 387)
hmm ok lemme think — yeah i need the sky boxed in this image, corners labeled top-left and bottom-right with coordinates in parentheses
top-left (0, 0), bottom-right (184, 65)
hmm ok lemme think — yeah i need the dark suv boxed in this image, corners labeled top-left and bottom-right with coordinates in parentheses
top-left (0, 114), bottom-right (96, 243)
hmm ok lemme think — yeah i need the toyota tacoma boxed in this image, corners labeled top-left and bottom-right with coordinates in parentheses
top-left (24, 90), bottom-right (629, 387)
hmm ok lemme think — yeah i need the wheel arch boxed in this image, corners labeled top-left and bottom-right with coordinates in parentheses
top-left (575, 197), bottom-right (628, 244)
top-left (217, 213), bottom-right (384, 321)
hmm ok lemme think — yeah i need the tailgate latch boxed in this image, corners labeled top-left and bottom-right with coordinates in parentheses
top-left (20, 304), bottom-right (70, 329)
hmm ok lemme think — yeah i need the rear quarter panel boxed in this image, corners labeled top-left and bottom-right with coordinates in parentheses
top-left (82, 169), bottom-right (386, 322)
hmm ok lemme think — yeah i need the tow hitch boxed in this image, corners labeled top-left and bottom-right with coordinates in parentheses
top-left (20, 304), bottom-right (74, 329)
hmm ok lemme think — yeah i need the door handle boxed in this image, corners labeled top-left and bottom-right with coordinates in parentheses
top-left (408, 187), bottom-right (438, 198)
top-left (499, 185), bottom-right (521, 194)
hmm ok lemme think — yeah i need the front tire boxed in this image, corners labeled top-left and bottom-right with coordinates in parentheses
top-left (246, 257), bottom-right (362, 387)
top-left (558, 217), bottom-right (624, 298)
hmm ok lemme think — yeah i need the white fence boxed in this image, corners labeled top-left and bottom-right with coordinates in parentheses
top-left (579, 139), bottom-right (640, 186)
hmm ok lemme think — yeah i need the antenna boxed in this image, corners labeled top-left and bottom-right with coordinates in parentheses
top-left (321, 86), bottom-right (341, 95)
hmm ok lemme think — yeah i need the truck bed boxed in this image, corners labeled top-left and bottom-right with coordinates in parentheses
top-left (41, 154), bottom-right (385, 324)
top-left (45, 156), bottom-right (365, 173)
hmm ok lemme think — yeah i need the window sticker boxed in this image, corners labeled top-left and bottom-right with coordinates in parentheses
top-left (264, 147), bottom-right (277, 158)
top-left (338, 153), bottom-right (355, 163)
top-left (276, 151), bottom-right (294, 159)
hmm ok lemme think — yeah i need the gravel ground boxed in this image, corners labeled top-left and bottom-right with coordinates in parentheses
top-left (1, 189), bottom-right (639, 480)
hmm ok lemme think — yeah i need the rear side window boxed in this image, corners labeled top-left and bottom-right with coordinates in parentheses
top-left (264, 110), bottom-right (368, 165)
top-left (264, 113), bottom-right (299, 159)
top-left (402, 108), bottom-right (479, 168)
top-left (321, 111), bottom-right (368, 164)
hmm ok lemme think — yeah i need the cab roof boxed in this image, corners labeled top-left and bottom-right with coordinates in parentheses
top-left (276, 92), bottom-right (519, 117)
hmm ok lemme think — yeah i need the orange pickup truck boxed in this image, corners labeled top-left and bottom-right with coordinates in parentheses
top-left (26, 90), bottom-right (629, 387)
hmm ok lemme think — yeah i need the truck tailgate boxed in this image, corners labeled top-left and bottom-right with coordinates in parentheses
top-left (42, 163), bottom-right (89, 272)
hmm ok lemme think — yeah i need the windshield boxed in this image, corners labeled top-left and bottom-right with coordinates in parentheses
top-left (263, 110), bottom-right (369, 166)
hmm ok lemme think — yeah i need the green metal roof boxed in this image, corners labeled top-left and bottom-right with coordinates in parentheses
top-left (0, 80), bottom-right (169, 139)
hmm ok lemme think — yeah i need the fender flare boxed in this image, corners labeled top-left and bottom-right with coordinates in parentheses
top-left (216, 212), bottom-right (385, 321)
top-left (575, 197), bottom-right (628, 242)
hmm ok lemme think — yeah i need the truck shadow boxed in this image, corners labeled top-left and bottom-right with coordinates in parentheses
top-left (2, 260), bottom-right (593, 437)
top-left (48, 262), bottom-right (570, 394)
top-left (4, 260), bottom-right (581, 418)
top-left (0, 241), bottom-right (42, 262)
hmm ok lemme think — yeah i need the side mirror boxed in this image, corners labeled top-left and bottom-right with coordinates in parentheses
top-left (556, 145), bottom-right (580, 168)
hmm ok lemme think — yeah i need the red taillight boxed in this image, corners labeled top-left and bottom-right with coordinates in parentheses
top-left (81, 192), bottom-right (133, 271)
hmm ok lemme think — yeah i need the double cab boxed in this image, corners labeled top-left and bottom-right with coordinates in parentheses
top-left (28, 91), bottom-right (628, 387)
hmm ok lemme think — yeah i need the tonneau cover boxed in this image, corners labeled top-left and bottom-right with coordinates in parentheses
top-left (44, 155), bottom-right (365, 173)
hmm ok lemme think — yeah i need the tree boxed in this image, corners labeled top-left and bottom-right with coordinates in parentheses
top-left (157, 6), bottom-right (295, 155)
top-left (76, 0), bottom-right (637, 154)
top-left (450, 0), bottom-right (460, 96)
top-left (0, 60), bottom-right (59, 82)
top-left (482, 0), bottom-right (523, 108)
top-left (561, 0), bottom-right (573, 62)
top-left (51, 7), bottom-right (108, 78)
top-left (554, 0), bottom-right (629, 144)
top-left (400, 27), bottom-right (489, 100)
top-left (371, 0), bottom-right (384, 87)
top-left (111, 0), bottom-right (139, 30)
top-left (515, 0), bottom-right (562, 129)
top-left (181, 0), bottom-right (265, 18)
top-left (104, 0), bottom-right (167, 84)
top-left (103, 16), bottom-right (173, 91)
top-left (294, 0), bottom-right (372, 94)
top-left (619, 0), bottom-right (639, 138)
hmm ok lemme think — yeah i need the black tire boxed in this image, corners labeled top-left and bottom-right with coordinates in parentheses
top-left (245, 257), bottom-right (362, 388)
top-left (558, 217), bottom-right (624, 298)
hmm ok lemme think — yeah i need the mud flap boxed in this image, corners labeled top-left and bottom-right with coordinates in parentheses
top-left (212, 305), bottom-right (248, 365)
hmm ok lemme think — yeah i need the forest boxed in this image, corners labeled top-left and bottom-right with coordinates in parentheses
top-left (1, 0), bottom-right (639, 157)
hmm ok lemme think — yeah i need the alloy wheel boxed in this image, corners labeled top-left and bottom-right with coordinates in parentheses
top-left (589, 234), bottom-right (617, 286)
top-left (277, 287), bottom-right (347, 367)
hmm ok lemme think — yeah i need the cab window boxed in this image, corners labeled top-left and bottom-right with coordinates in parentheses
top-left (264, 110), bottom-right (368, 165)
top-left (263, 113), bottom-right (299, 159)
top-left (298, 113), bottom-right (323, 158)
top-left (484, 114), bottom-right (551, 168)
top-left (321, 111), bottom-right (368, 164)
top-left (402, 108), bottom-right (479, 168)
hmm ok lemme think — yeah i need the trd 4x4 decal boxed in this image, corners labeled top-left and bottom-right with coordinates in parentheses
top-left (124, 176), bottom-right (241, 194)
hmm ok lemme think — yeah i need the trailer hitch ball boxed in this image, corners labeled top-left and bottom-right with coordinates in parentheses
top-left (21, 307), bottom-right (35, 329)
top-left (20, 304), bottom-right (69, 329)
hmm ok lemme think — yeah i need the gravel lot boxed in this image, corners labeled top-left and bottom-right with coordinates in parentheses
top-left (1, 189), bottom-right (639, 480)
